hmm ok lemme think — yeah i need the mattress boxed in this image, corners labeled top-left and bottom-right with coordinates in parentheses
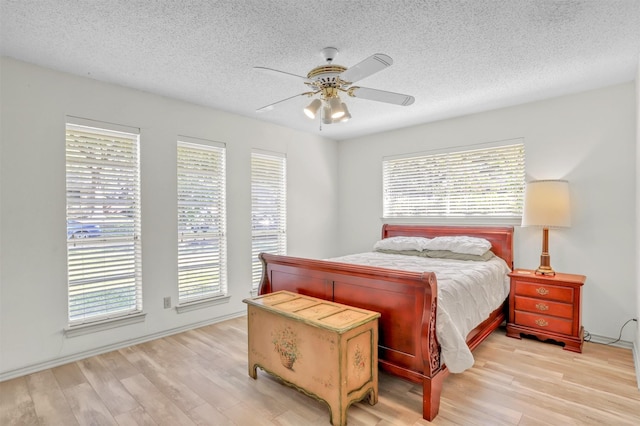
top-left (327, 251), bottom-right (511, 373)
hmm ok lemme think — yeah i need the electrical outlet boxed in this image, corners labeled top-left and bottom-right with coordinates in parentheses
top-left (163, 297), bottom-right (171, 309)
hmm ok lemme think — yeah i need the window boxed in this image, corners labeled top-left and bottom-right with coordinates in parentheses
top-left (65, 120), bottom-right (142, 325)
top-left (383, 141), bottom-right (525, 218)
top-left (251, 151), bottom-right (286, 290)
top-left (177, 139), bottom-right (227, 304)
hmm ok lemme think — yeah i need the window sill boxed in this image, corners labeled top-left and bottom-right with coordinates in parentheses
top-left (176, 295), bottom-right (231, 314)
top-left (64, 312), bottom-right (146, 338)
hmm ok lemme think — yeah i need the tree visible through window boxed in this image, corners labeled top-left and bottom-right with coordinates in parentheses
top-left (65, 121), bottom-right (142, 325)
top-left (383, 141), bottom-right (525, 218)
top-left (251, 151), bottom-right (286, 291)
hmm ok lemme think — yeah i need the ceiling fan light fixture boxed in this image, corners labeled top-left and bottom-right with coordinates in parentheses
top-left (303, 98), bottom-right (322, 119)
top-left (337, 103), bottom-right (351, 122)
top-left (328, 97), bottom-right (345, 119)
top-left (321, 105), bottom-right (333, 124)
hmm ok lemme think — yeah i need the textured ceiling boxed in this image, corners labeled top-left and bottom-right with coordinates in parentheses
top-left (1, 0), bottom-right (639, 140)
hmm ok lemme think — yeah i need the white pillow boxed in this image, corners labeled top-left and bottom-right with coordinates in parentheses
top-left (373, 236), bottom-right (431, 252)
top-left (423, 236), bottom-right (492, 256)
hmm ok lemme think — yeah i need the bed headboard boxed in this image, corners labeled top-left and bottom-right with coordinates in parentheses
top-left (382, 224), bottom-right (514, 270)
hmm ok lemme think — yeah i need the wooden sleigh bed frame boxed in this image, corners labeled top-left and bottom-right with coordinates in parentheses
top-left (258, 224), bottom-right (514, 421)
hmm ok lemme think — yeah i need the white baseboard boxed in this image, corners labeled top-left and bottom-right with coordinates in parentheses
top-left (0, 311), bottom-right (246, 382)
top-left (586, 333), bottom-right (634, 349)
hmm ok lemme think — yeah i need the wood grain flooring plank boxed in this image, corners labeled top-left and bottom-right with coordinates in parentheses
top-left (187, 402), bottom-right (235, 426)
top-left (190, 366), bottom-right (260, 407)
top-left (356, 394), bottom-right (422, 426)
top-left (271, 409), bottom-right (317, 426)
top-left (113, 406), bottom-right (158, 426)
top-left (217, 369), bottom-right (290, 419)
top-left (510, 377), bottom-right (638, 425)
top-left (441, 381), bottom-right (523, 425)
top-left (437, 396), bottom-right (517, 426)
top-left (77, 356), bottom-right (140, 416)
top-left (25, 370), bottom-right (78, 426)
top-left (195, 323), bottom-right (247, 360)
top-left (519, 376), bottom-right (640, 424)
top-left (249, 371), bottom-right (327, 422)
top-left (120, 343), bottom-right (241, 411)
top-left (98, 349), bottom-right (141, 380)
top-left (114, 344), bottom-right (205, 413)
top-left (180, 329), bottom-right (247, 370)
top-left (218, 401), bottom-right (278, 426)
top-left (272, 377), bottom-right (332, 422)
top-left (517, 414), bottom-right (565, 426)
top-left (51, 362), bottom-right (87, 390)
top-left (335, 403), bottom-right (381, 426)
top-left (120, 374), bottom-right (196, 426)
top-left (432, 398), bottom-right (494, 426)
top-left (0, 376), bottom-right (39, 425)
top-left (63, 382), bottom-right (118, 426)
top-left (118, 345), bottom-right (164, 373)
top-left (138, 336), bottom-right (198, 365)
top-left (167, 330), bottom-right (226, 359)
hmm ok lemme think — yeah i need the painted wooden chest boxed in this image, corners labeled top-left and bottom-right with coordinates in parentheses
top-left (243, 290), bottom-right (380, 426)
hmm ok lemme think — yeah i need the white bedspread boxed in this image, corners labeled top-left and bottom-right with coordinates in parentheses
top-left (327, 251), bottom-right (511, 373)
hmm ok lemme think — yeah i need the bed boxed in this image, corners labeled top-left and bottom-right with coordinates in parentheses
top-left (258, 224), bottom-right (514, 421)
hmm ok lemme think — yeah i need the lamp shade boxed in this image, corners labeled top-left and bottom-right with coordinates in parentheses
top-left (521, 180), bottom-right (571, 228)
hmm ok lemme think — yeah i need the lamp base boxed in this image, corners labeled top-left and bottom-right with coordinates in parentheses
top-left (535, 228), bottom-right (556, 276)
top-left (535, 265), bottom-right (556, 276)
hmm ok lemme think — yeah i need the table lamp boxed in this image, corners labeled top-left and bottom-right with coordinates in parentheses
top-left (521, 180), bottom-right (571, 276)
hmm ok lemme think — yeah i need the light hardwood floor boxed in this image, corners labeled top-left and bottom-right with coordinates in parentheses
top-left (1, 317), bottom-right (639, 425)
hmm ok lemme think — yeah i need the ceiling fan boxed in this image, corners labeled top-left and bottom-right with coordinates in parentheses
top-left (255, 47), bottom-right (415, 124)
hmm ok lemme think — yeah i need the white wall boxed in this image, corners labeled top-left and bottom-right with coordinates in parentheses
top-left (635, 54), bottom-right (640, 385)
top-left (338, 83), bottom-right (637, 343)
top-left (0, 58), bottom-right (339, 379)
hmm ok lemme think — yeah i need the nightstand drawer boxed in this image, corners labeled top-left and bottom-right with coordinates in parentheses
top-left (514, 280), bottom-right (573, 303)
top-left (514, 296), bottom-right (573, 319)
top-left (514, 311), bottom-right (573, 335)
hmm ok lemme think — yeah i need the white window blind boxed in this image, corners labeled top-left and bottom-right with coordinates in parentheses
top-left (177, 140), bottom-right (227, 303)
top-left (383, 142), bottom-right (525, 218)
top-left (65, 122), bottom-right (142, 325)
top-left (251, 151), bottom-right (286, 290)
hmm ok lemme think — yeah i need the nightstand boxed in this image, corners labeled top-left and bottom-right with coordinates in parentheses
top-left (506, 269), bottom-right (586, 353)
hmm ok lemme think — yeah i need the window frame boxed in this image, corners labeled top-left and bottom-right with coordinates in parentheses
top-left (176, 137), bottom-right (228, 308)
top-left (65, 117), bottom-right (143, 329)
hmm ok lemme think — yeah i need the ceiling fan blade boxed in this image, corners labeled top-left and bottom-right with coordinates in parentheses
top-left (256, 92), bottom-right (310, 112)
top-left (340, 53), bottom-right (393, 83)
top-left (254, 66), bottom-right (310, 82)
top-left (349, 86), bottom-right (415, 106)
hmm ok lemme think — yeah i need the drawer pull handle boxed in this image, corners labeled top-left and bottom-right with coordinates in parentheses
top-left (535, 319), bottom-right (549, 327)
top-left (536, 287), bottom-right (549, 296)
top-left (535, 303), bottom-right (549, 311)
